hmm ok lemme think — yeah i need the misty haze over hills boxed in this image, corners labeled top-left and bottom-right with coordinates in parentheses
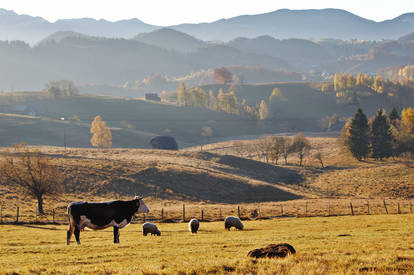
top-left (1, 7), bottom-right (414, 92)
top-left (2, 8), bottom-right (414, 44)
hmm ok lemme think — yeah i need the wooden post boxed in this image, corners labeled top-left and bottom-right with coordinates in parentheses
top-left (328, 201), bottom-right (331, 216)
top-left (182, 204), bottom-right (186, 222)
top-left (398, 203), bottom-right (401, 214)
top-left (305, 201), bottom-right (308, 216)
top-left (383, 200), bottom-right (388, 214)
top-left (219, 208), bottom-right (222, 220)
top-left (367, 200), bottom-right (370, 215)
top-left (280, 205), bottom-right (283, 216)
top-left (350, 202), bottom-right (354, 216)
top-left (52, 209), bottom-right (55, 223)
top-left (16, 206), bottom-right (19, 223)
top-left (143, 214), bottom-right (146, 223)
top-left (201, 209), bottom-right (204, 221)
top-left (410, 201), bottom-right (413, 214)
top-left (237, 206), bottom-right (241, 218)
top-left (161, 208), bottom-right (164, 220)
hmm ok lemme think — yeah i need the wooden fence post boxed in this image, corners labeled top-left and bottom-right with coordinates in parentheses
top-left (237, 206), bottom-right (241, 218)
top-left (305, 201), bottom-right (308, 216)
top-left (143, 214), bottom-right (146, 223)
top-left (410, 201), bottom-right (413, 214)
top-left (52, 209), bottom-right (55, 223)
top-left (383, 200), bottom-right (388, 214)
top-left (182, 205), bottom-right (186, 222)
top-left (280, 205), bottom-right (283, 216)
top-left (201, 209), bottom-right (204, 221)
top-left (16, 206), bottom-right (19, 223)
top-left (161, 208), bottom-right (164, 220)
top-left (398, 203), bottom-right (401, 214)
top-left (328, 201), bottom-right (331, 216)
top-left (367, 200), bottom-right (370, 215)
top-left (350, 202), bottom-right (354, 216)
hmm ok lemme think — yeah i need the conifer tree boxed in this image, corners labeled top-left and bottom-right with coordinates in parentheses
top-left (389, 107), bottom-right (400, 122)
top-left (347, 108), bottom-right (370, 160)
top-left (371, 109), bottom-right (393, 160)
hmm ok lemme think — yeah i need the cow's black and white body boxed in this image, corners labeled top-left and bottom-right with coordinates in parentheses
top-left (66, 196), bottom-right (149, 245)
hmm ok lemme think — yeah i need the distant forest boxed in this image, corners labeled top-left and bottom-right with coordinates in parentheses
top-left (0, 28), bottom-right (414, 93)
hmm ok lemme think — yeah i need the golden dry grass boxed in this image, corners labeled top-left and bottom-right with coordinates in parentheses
top-left (1, 135), bottom-right (413, 223)
top-left (1, 214), bottom-right (413, 274)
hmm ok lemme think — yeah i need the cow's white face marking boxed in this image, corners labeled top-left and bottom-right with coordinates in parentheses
top-left (137, 199), bottom-right (149, 213)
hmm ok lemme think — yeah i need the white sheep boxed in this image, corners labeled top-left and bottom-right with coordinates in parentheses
top-left (142, 222), bottom-right (161, 236)
top-left (224, 216), bottom-right (244, 231)
top-left (188, 218), bottom-right (199, 233)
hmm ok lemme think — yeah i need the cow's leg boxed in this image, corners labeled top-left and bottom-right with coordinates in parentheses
top-left (67, 216), bottom-right (75, 245)
top-left (66, 224), bottom-right (74, 245)
top-left (113, 226), bottom-right (120, 243)
top-left (74, 226), bottom-right (81, 245)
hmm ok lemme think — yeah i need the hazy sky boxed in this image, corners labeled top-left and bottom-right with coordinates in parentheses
top-left (1, 0), bottom-right (413, 25)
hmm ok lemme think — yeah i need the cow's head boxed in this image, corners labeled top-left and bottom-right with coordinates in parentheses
top-left (135, 195), bottom-right (149, 214)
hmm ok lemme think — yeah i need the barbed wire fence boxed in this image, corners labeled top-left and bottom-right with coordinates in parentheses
top-left (0, 198), bottom-right (412, 225)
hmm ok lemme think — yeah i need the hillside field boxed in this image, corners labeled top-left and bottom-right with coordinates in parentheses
top-left (1, 215), bottom-right (413, 274)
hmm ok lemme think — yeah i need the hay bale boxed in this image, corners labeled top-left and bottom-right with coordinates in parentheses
top-left (247, 243), bottom-right (296, 258)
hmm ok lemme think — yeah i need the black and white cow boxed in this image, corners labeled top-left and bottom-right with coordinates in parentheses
top-left (66, 196), bottom-right (149, 245)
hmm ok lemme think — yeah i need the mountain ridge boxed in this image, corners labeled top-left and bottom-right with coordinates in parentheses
top-left (1, 8), bottom-right (414, 43)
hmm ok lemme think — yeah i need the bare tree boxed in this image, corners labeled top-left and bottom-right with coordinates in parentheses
top-left (291, 134), bottom-right (311, 166)
top-left (280, 137), bottom-right (292, 165)
top-left (0, 143), bottom-right (63, 214)
top-left (45, 80), bottom-right (79, 97)
top-left (269, 136), bottom-right (286, 165)
top-left (252, 137), bottom-right (273, 163)
top-left (314, 152), bottom-right (324, 168)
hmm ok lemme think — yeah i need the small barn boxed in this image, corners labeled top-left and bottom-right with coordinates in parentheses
top-left (150, 136), bottom-right (178, 150)
top-left (145, 93), bottom-right (161, 102)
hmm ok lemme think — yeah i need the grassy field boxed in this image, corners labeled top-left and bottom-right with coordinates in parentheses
top-left (0, 93), bottom-right (258, 147)
top-left (1, 214), bottom-right (413, 274)
top-left (1, 135), bottom-right (413, 222)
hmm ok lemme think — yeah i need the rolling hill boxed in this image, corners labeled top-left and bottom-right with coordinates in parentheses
top-left (133, 28), bottom-right (206, 52)
top-left (0, 34), bottom-right (292, 91)
top-left (0, 93), bottom-right (264, 147)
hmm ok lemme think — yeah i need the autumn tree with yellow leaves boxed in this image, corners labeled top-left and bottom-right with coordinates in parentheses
top-left (90, 116), bottom-right (112, 148)
top-left (402, 107), bottom-right (414, 134)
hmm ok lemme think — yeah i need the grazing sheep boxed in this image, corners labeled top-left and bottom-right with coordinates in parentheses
top-left (224, 216), bottom-right (244, 231)
top-left (188, 218), bottom-right (199, 233)
top-left (142, 222), bottom-right (161, 236)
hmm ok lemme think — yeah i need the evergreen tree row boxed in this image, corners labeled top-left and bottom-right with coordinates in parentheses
top-left (343, 107), bottom-right (414, 160)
